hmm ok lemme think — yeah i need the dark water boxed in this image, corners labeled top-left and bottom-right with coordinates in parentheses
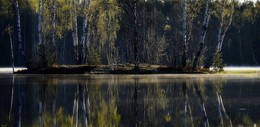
top-left (0, 74), bottom-right (260, 127)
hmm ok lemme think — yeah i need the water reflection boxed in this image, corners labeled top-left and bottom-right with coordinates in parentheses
top-left (0, 74), bottom-right (260, 126)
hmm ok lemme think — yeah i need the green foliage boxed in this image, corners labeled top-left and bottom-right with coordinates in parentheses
top-left (0, 0), bottom-right (12, 17)
top-left (32, 107), bottom-right (72, 127)
top-left (90, 0), bottom-right (121, 49)
top-left (96, 98), bottom-right (120, 127)
top-left (212, 52), bottom-right (224, 71)
top-left (87, 46), bottom-right (101, 65)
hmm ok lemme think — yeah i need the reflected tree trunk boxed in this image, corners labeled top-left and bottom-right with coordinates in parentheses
top-left (18, 87), bottom-right (24, 127)
top-left (188, 102), bottom-right (194, 127)
top-left (194, 83), bottom-right (210, 127)
top-left (218, 92), bottom-right (233, 127)
top-left (182, 82), bottom-right (187, 127)
top-left (52, 95), bottom-right (56, 127)
top-left (131, 80), bottom-right (139, 127)
top-left (216, 92), bottom-right (224, 126)
top-left (9, 75), bottom-right (15, 122)
top-left (72, 85), bottom-right (79, 127)
top-left (38, 100), bottom-right (42, 127)
top-left (81, 86), bottom-right (88, 127)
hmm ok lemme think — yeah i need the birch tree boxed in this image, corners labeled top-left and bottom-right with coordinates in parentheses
top-left (15, 1), bottom-right (26, 64)
top-left (120, 0), bottom-right (141, 68)
top-left (38, 0), bottom-right (42, 45)
top-left (182, 0), bottom-right (187, 67)
top-left (72, 0), bottom-right (79, 64)
top-left (209, 0), bottom-right (234, 69)
top-left (192, 0), bottom-right (210, 70)
top-left (80, 0), bottom-right (91, 64)
top-left (6, 25), bottom-right (15, 73)
top-left (88, 0), bottom-right (121, 65)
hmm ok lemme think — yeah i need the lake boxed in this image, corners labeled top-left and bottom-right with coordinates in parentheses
top-left (0, 74), bottom-right (260, 127)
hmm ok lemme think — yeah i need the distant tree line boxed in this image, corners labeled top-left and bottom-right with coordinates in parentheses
top-left (0, 0), bottom-right (259, 69)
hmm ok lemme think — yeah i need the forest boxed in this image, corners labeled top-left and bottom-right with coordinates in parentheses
top-left (0, 0), bottom-right (259, 70)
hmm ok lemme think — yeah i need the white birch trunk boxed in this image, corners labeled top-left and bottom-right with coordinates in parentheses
top-left (72, 0), bottom-right (79, 64)
top-left (216, 3), bottom-right (224, 52)
top-left (51, 0), bottom-right (56, 47)
top-left (217, 0), bottom-right (234, 52)
top-left (15, 1), bottom-right (25, 61)
top-left (38, 0), bottom-right (42, 45)
top-left (133, 0), bottom-right (139, 68)
top-left (182, 0), bottom-right (187, 67)
top-left (80, 0), bottom-right (91, 64)
top-left (7, 25), bottom-right (15, 73)
top-left (192, 0), bottom-right (210, 69)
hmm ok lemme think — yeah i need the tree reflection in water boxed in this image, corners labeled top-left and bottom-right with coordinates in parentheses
top-left (1, 75), bottom-right (260, 126)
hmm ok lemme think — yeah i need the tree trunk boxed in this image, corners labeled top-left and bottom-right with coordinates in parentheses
top-left (61, 32), bottom-right (67, 64)
top-left (192, 0), bottom-right (210, 70)
top-left (80, 0), bottom-right (91, 64)
top-left (210, 0), bottom-right (234, 67)
top-left (182, 0), bottom-right (187, 67)
top-left (133, 0), bottom-right (139, 69)
top-left (51, 0), bottom-right (56, 47)
top-left (15, 1), bottom-right (25, 64)
top-left (7, 25), bottom-right (15, 73)
top-left (1, 19), bottom-right (3, 46)
top-left (72, 0), bottom-right (79, 64)
top-left (38, 0), bottom-right (42, 45)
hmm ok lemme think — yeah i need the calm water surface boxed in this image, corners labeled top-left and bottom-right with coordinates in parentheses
top-left (0, 74), bottom-right (260, 127)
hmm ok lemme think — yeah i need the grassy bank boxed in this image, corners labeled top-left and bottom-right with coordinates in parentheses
top-left (15, 64), bottom-right (206, 74)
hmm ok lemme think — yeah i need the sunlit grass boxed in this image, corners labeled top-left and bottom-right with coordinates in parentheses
top-left (0, 67), bottom-right (26, 73)
top-left (220, 67), bottom-right (260, 74)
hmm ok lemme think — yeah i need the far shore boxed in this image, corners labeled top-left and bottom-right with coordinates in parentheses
top-left (1, 65), bottom-right (260, 75)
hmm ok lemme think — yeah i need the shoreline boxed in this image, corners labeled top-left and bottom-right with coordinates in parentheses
top-left (1, 66), bottom-right (260, 75)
